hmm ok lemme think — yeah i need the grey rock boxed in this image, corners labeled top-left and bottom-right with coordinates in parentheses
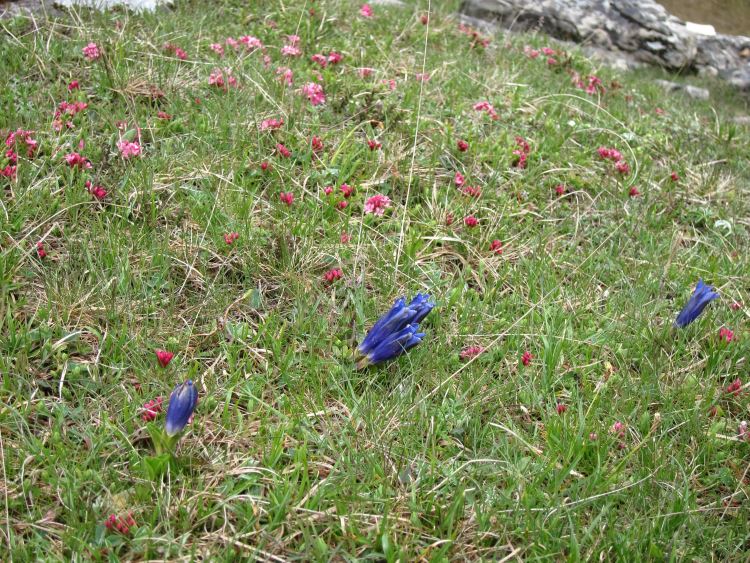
top-left (460, 0), bottom-right (750, 91)
top-left (733, 115), bottom-right (750, 126)
top-left (371, 0), bottom-right (406, 6)
top-left (684, 85), bottom-right (710, 100)
top-left (55, 0), bottom-right (172, 11)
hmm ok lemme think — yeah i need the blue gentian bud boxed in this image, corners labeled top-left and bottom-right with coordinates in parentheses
top-left (165, 380), bottom-right (198, 436)
top-left (674, 279), bottom-right (719, 328)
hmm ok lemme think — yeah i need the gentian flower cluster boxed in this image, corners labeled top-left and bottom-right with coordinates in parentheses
top-left (356, 294), bottom-right (434, 368)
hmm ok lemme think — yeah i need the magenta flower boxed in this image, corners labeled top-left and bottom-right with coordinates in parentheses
top-left (82, 42), bottom-right (100, 61)
top-left (117, 140), bottom-right (141, 159)
top-left (302, 82), bottom-right (326, 106)
top-left (364, 194), bottom-right (391, 216)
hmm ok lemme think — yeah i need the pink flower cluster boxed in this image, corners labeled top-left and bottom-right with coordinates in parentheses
top-left (117, 140), bottom-right (141, 159)
top-left (360, 4), bottom-right (373, 17)
top-left (261, 118), bottom-right (284, 131)
top-left (473, 101), bottom-right (498, 120)
top-left (53, 100), bottom-right (88, 131)
top-left (163, 43), bottom-right (188, 60)
top-left (302, 82), bottom-right (326, 106)
top-left (276, 66), bottom-right (294, 85)
top-left (224, 232), bottom-right (239, 245)
top-left (573, 74), bottom-right (605, 96)
top-left (521, 350), bottom-right (533, 366)
top-left (513, 136), bottom-right (530, 169)
top-left (489, 239), bottom-right (503, 254)
top-left (281, 35), bottom-right (302, 57)
top-left (64, 152), bottom-right (92, 169)
top-left (82, 42), bottom-right (100, 61)
top-left (364, 194), bottom-right (391, 216)
top-left (104, 513), bottom-right (136, 535)
top-left (142, 396), bottom-right (164, 421)
top-left (276, 143), bottom-right (291, 158)
top-left (597, 146), bottom-right (629, 175)
top-left (458, 23), bottom-right (491, 49)
top-left (719, 327), bottom-right (734, 342)
top-left (323, 268), bottom-right (343, 283)
top-left (725, 378), bottom-right (742, 396)
top-left (208, 68), bottom-right (238, 90)
top-left (311, 136), bottom-right (324, 153)
top-left (279, 191), bottom-right (294, 206)
top-left (459, 345), bottom-right (484, 360)
top-left (311, 51), bottom-right (343, 68)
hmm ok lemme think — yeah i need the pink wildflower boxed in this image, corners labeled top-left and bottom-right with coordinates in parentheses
top-left (327, 51), bottom-right (342, 65)
top-left (281, 44), bottom-right (302, 57)
top-left (473, 101), bottom-right (498, 120)
top-left (445, 213), bottom-right (454, 226)
top-left (311, 53), bottom-right (328, 68)
top-left (336, 200), bottom-right (348, 210)
top-left (209, 43), bottom-right (225, 56)
top-left (725, 378), bottom-right (742, 396)
top-left (239, 36), bottom-right (263, 50)
top-left (489, 239), bottom-right (503, 254)
top-left (279, 192), bottom-right (294, 206)
top-left (260, 161), bottom-right (270, 172)
top-left (340, 183), bottom-right (354, 198)
top-left (82, 42), bottom-right (100, 61)
top-left (323, 268), bottom-right (343, 283)
top-left (719, 327), bottom-right (734, 342)
top-left (556, 403), bottom-right (568, 415)
top-left (302, 82), bottom-right (326, 106)
top-left (367, 139), bottom-right (382, 151)
top-left (459, 345), bottom-right (484, 360)
top-left (340, 232), bottom-right (351, 243)
top-left (415, 72), bottom-right (431, 82)
top-left (276, 143), bottom-right (291, 158)
top-left (364, 194), bottom-right (391, 216)
top-left (68, 80), bottom-right (79, 91)
top-left (90, 185), bottom-right (107, 200)
top-left (457, 139), bottom-right (469, 152)
top-left (224, 232), bottom-right (239, 245)
top-left (276, 67), bottom-right (294, 85)
top-left (524, 46), bottom-right (540, 59)
top-left (454, 171), bottom-right (465, 186)
top-left (104, 513), bottom-right (136, 535)
top-left (670, 171), bottom-right (679, 182)
top-left (628, 186), bottom-right (641, 197)
top-left (555, 184), bottom-right (566, 195)
top-left (611, 421), bottom-right (626, 437)
top-left (157, 111), bottom-right (172, 120)
top-left (463, 215), bottom-right (478, 228)
top-left (36, 242), bottom-right (46, 259)
top-left (521, 351), bottom-right (532, 366)
top-left (260, 118), bottom-right (284, 131)
top-left (324, 185), bottom-right (333, 195)
top-left (117, 140), bottom-right (141, 159)
top-left (359, 3), bottom-right (373, 17)
top-left (311, 136), bottom-right (324, 153)
top-left (358, 67), bottom-right (375, 78)
top-left (208, 68), bottom-right (237, 90)
top-left (64, 152), bottom-right (91, 169)
top-left (462, 185), bottom-right (481, 198)
top-left (155, 349), bottom-right (174, 368)
top-left (615, 160), bottom-right (630, 175)
top-left (142, 396), bottom-right (164, 422)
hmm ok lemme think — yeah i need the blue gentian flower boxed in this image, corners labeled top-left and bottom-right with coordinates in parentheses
top-left (356, 294), bottom-right (434, 368)
top-left (674, 279), bottom-right (719, 328)
top-left (165, 380), bottom-right (198, 436)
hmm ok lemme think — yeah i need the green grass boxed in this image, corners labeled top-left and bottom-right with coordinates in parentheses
top-left (1, 0), bottom-right (750, 559)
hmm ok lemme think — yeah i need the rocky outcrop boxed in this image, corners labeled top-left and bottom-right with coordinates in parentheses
top-left (459, 0), bottom-right (750, 90)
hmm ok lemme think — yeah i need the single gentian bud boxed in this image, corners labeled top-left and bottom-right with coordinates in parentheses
top-left (674, 279), bottom-right (719, 328)
top-left (165, 380), bottom-right (198, 436)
